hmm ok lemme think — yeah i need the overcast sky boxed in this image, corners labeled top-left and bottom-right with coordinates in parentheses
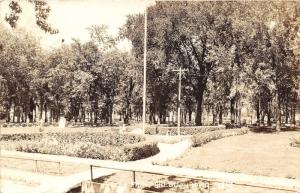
top-left (0, 0), bottom-right (154, 50)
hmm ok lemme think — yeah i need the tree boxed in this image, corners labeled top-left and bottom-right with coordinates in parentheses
top-left (3, 0), bottom-right (58, 34)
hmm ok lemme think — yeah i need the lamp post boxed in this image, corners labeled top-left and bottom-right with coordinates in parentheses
top-left (173, 67), bottom-right (188, 135)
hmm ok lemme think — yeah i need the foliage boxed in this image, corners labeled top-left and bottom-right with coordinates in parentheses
top-left (145, 125), bottom-right (226, 135)
top-left (122, 1), bottom-right (300, 127)
top-left (290, 137), bottom-right (300, 148)
top-left (0, 131), bottom-right (144, 146)
top-left (191, 128), bottom-right (249, 147)
top-left (4, 0), bottom-right (58, 34)
top-left (0, 132), bottom-right (159, 161)
top-left (0, 1), bottom-right (299, 128)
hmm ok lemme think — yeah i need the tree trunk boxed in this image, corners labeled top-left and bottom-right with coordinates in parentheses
top-left (13, 104), bottom-right (15, 123)
top-left (212, 106), bottom-right (217, 125)
top-left (6, 102), bottom-right (11, 122)
top-left (256, 102), bottom-right (260, 124)
top-left (285, 103), bottom-right (288, 124)
top-left (39, 100), bottom-right (43, 122)
top-left (44, 103), bottom-right (48, 123)
top-left (275, 92), bottom-right (281, 131)
top-left (292, 105), bottom-right (296, 125)
top-left (188, 107), bottom-right (192, 123)
top-left (219, 105), bottom-right (223, 124)
top-left (195, 92), bottom-right (204, 126)
top-left (230, 98), bottom-right (235, 124)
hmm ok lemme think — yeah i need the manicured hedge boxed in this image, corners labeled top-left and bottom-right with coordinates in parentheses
top-left (191, 128), bottom-right (249, 147)
top-left (13, 139), bottom-right (159, 161)
top-left (0, 132), bottom-right (144, 146)
top-left (145, 125), bottom-right (226, 135)
top-left (1, 132), bottom-right (159, 161)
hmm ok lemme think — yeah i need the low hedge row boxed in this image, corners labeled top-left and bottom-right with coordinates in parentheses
top-left (1, 123), bottom-right (53, 127)
top-left (191, 128), bottom-right (249, 147)
top-left (0, 131), bottom-right (159, 161)
top-left (145, 125), bottom-right (226, 135)
top-left (13, 139), bottom-right (159, 161)
top-left (0, 132), bottom-right (144, 146)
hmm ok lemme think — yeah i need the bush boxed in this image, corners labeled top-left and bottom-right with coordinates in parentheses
top-left (43, 123), bottom-right (50, 127)
top-left (2, 123), bottom-right (8, 127)
top-left (290, 137), bottom-right (300, 148)
top-left (0, 133), bottom-right (43, 141)
top-left (145, 125), bottom-right (226, 135)
top-left (0, 132), bottom-right (145, 146)
top-left (119, 141), bottom-right (159, 161)
top-left (191, 128), bottom-right (249, 147)
top-left (13, 139), bottom-right (159, 161)
top-left (1, 131), bottom-right (159, 161)
top-left (225, 123), bottom-right (241, 129)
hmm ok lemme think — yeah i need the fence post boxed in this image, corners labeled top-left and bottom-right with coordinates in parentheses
top-left (35, 160), bottom-right (38, 172)
top-left (90, 165), bottom-right (93, 182)
top-left (58, 162), bottom-right (61, 175)
top-left (132, 171), bottom-right (136, 188)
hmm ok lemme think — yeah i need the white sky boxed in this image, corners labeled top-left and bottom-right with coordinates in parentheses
top-left (0, 0), bottom-right (154, 50)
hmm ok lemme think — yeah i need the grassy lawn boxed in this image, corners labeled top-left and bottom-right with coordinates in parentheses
top-left (165, 131), bottom-right (300, 179)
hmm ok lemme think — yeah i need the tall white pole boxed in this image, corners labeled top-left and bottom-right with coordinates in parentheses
top-left (142, 7), bottom-right (147, 134)
top-left (177, 68), bottom-right (182, 136)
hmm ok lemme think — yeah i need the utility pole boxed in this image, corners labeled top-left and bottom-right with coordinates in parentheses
top-left (173, 67), bottom-right (188, 135)
top-left (142, 6), bottom-right (147, 134)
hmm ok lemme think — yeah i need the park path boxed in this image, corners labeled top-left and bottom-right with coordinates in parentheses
top-left (0, 139), bottom-right (192, 193)
top-left (1, 135), bottom-right (300, 193)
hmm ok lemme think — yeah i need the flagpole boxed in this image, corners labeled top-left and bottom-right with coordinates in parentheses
top-left (142, 6), bottom-right (147, 134)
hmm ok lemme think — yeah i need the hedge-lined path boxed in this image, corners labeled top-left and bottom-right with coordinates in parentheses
top-left (1, 136), bottom-right (300, 193)
top-left (167, 131), bottom-right (300, 179)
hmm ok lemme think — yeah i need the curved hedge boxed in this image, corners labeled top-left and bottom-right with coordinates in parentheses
top-left (13, 139), bottom-right (159, 161)
top-left (1, 132), bottom-right (159, 161)
top-left (191, 128), bottom-right (249, 147)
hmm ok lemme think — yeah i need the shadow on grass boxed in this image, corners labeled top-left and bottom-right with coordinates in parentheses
top-left (143, 176), bottom-right (207, 192)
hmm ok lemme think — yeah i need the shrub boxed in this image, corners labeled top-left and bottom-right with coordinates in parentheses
top-left (119, 141), bottom-right (159, 161)
top-left (2, 123), bottom-right (8, 127)
top-left (43, 123), bottom-right (50, 127)
top-left (1, 131), bottom-right (158, 161)
top-left (191, 128), bottom-right (249, 147)
top-left (0, 133), bottom-right (43, 141)
top-left (13, 139), bottom-right (159, 161)
top-left (0, 132), bottom-right (145, 146)
top-left (290, 137), bottom-right (300, 148)
top-left (145, 125), bottom-right (226, 135)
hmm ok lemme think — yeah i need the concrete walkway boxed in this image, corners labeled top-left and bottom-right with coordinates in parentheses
top-left (1, 144), bottom-right (300, 193)
top-left (0, 166), bottom-right (115, 193)
top-left (0, 139), bottom-right (192, 193)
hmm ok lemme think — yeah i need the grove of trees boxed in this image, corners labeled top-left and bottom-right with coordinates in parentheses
top-left (0, 1), bottom-right (299, 130)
